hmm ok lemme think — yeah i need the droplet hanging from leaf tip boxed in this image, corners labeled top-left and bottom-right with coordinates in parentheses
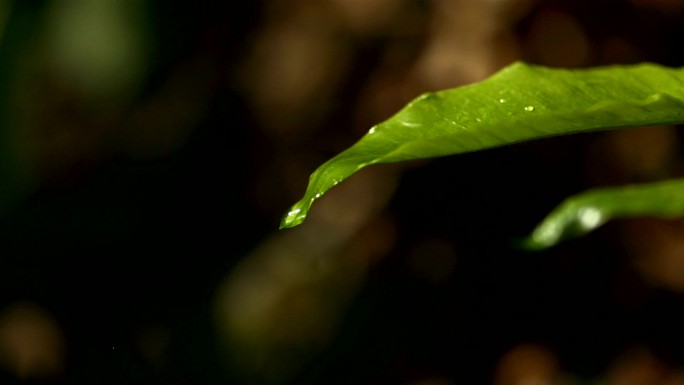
top-left (280, 205), bottom-right (307, 229)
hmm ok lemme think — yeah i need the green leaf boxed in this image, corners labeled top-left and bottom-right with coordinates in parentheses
top-left (281, 61), bottom-right (684, 229)
top-left (524, 178), bottom-right (684, 249)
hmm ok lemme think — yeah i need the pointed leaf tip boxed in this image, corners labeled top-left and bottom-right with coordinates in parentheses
top-left (279, 200), bottom-right (312, 229)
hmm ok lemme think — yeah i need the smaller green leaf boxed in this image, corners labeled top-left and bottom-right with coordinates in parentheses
top-left (524, 178), bottom-right (684, 250)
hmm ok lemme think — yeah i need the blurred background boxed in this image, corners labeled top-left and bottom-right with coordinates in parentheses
top-left (1, 0), bottom-right (684, 384)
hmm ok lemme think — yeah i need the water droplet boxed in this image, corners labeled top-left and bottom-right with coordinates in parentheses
top-left (498, 98), bottom-right (506, 103)
top-left (368, 127), bottom-right (376, 134)
top-left (578, 207), bottom-right (602, 229)
top-left (315, 193), bottom-right (321, 199)
top-left (524, 106), bottom-right (535, 112)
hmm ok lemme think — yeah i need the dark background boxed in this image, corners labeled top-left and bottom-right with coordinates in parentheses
top-left (1, 1), bottom-right (684, 384)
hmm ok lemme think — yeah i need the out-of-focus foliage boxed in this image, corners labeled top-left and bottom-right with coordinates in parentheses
top-left (526, 177), bottom-right (684, 248)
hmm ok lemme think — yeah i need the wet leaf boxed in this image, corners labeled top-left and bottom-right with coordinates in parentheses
top-left (524, 178), bottom-right (684, 249)
top-left (281, 61), bottom-right (684, 229)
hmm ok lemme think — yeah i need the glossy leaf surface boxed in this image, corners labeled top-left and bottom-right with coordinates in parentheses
top-left (525, 178), bottom-right (684, 249)
top-left (281, 61), bottom-right (684, 229)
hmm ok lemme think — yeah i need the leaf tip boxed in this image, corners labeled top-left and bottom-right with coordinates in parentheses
top-left (517, 235), bottom-right (556, 251)
top-left (279, 203), bottom-right (308, 229)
